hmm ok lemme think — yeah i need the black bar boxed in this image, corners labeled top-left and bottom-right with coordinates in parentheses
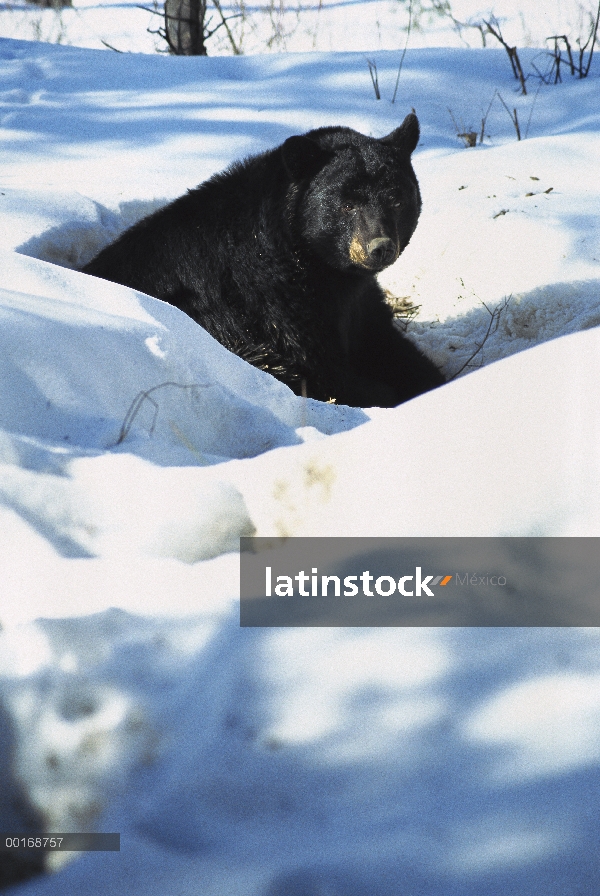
top-left (240, 537), bottom-right (600, 627)
top-left (0, 834), bottom-right (120, 852)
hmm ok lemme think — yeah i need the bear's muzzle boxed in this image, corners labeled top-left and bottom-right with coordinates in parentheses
top-left (366, 237), bottom-right (396, 268)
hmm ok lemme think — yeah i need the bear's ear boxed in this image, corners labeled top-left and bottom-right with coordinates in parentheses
top-left (380, 112), bottom-right (420, 156)
top-left (281, 136), bottom-right (332, 181)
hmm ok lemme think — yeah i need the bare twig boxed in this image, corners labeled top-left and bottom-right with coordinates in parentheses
top-left (581, 0), bottom-right (600, 77)
top-left (530, 59), bottom-right (554, 85)
top-left (100, 39), bottom-right (124, 52)
top-left (116, 381), bottom-right (208, 445)
top-left (497, 91), bottom-right (521, 140)
top-left (474, 21), bottom-right (487, 47)
top-left (547, 34), bottom-right (574, 80)
top-left (561, 34), bottom-right (575, 74)
top-left (546, 33), bottom-right (577, 80)
top-left (366, 59), bottom-right (380, 100)
top-left (545, 4), bottom-right (600, 81)
top-left (448, 297), bottom-right (511, 380)
top-left (440, 7), bottom-right (488, 46)
top-left (485, 16), bottom-right (528, 94)
top-left (211, 0), bottom-right (242, 54)
top-left (447, 107), bottom-right (461, 133)
top-left (524, 78), bottom-right (543, 139)
top-left (480, 90), bottom-right (497, 144)
top-left (391, 0), bottom-right (413, 104)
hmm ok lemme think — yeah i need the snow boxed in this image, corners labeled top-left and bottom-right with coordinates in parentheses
top-left (1, 0), bottom-right (598, 56)
top-left (1, 3), bottom-right (600, 892)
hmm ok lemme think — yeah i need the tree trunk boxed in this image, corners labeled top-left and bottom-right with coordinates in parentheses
top-left (164, 0), bottom-right (208, 55)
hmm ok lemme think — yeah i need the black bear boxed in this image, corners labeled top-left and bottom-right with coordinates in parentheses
top-left (83, 113), bottom-right (444, 407)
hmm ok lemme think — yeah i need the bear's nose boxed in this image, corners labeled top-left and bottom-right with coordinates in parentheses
top-left (366, 237), bottom-right (395, 267)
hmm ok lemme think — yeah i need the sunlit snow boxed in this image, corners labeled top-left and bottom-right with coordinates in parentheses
top-left (1, 2), bottom-right (600, 893)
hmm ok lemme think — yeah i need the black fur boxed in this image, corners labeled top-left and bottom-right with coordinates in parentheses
top-left (83, 113), bottom-right (444, 407)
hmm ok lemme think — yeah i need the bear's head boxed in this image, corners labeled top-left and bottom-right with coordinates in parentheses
top-left (282, 113), bottom-right (422, 275)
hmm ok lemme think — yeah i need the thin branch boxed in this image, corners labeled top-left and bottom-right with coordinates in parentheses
top-left (366, 58), bottom-right (380, 99)
top-left (497, 91), bottom-right (521, 140)
top-left (203, 12), bottom-right (244, 40)
top-left (582, 0), bottom-right (600, 77)
top-left (447, 106), bottom-right (461, 134)
top-left (115, 381), bottom-right (208, 445)
top-left (545, 5), bottom-right (599, 82)
top-left (485, 16), bottom-right (528, 94)
top-left (480, 89), bottom-right (497, 144)
top-left (211, 0), bottom-right (242, 54)
top-left (524, 78), bottom-right (542, 139)
top-left (100, 39), bottom-right (124, 52)
top-left (530, 60), bottom-right (553, 85)
top-left (448, 297), bottom-right (511, 380)
top-left (391, 0), bottom-right (413, 104)
top-left (551, 34), bottom-right (575, 75)
top-left (437, 5), bottom-right (488, 47)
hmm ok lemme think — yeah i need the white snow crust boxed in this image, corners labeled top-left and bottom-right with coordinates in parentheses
top-left (1, 14), bottom-right (600, 894)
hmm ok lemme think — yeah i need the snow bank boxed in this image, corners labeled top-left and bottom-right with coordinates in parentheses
top-left (1, 35), bottom-right (600, 896)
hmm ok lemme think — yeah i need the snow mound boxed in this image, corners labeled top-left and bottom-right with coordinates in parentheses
top-left (7, 190), bottom-right (169, 270)
top-left (2, 36), bottom-right (600, 896)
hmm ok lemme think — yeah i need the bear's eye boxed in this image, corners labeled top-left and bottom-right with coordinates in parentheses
top-left (391, 200), bottom-right (403, 209)
top-left (341, 203), bottom-right (356, 214)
